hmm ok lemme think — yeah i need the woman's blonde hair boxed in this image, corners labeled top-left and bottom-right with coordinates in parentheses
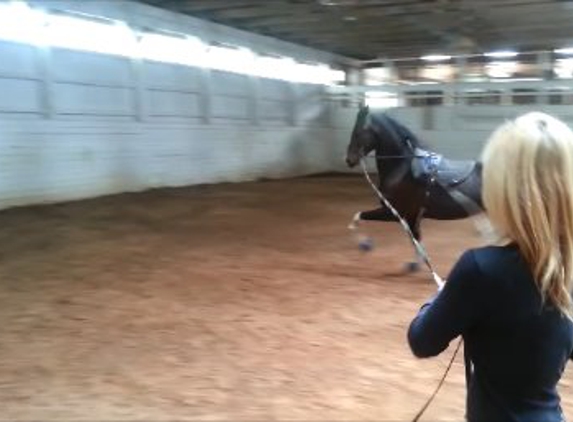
top-left (482, 111), bottom-right (573, 318)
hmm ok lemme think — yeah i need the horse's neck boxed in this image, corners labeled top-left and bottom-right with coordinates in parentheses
top-left (376, 139), bottom-right (407, 161)
top-left (374, 144), bottom-right (410, 182)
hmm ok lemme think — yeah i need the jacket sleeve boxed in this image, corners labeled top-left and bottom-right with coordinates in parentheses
top-left (407, 250), bottom-right (484, 358)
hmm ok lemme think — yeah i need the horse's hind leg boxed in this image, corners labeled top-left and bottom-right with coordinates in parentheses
top-left (405, 215), bottom-right (424, 273)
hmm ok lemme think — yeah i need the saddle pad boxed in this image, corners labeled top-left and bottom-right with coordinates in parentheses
top-left (436, 158), bottom-right (476, 187)
top-left (411, 148), bottom-right (442, 181)
top-left (411, 147), bottom-right (476, 187)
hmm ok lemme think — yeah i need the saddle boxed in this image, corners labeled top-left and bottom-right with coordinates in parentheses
top-left (411, 147), bottom-right (477, 188)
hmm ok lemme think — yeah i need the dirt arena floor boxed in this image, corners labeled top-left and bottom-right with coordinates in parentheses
top-left (0, 174), bottom-right (571, 421)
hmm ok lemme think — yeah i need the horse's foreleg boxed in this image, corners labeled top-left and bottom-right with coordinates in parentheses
top-left (348, 207), bottom-right (400, 230)
top-left (348, 211), bottom-right (363, 230)
top-left (348, 207), bottom-right (427, 273)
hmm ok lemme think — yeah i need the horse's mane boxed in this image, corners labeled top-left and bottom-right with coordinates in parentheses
top-left (369, 111), bottom-right (428, 150)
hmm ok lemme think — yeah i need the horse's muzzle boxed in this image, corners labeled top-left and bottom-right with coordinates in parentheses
top-left (345, 156), bottom-right (359, 168)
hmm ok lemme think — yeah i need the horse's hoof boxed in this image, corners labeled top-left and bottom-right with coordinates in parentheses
top-left (405, 262), bottom-right (420, 273)
top-left (358, 236), bottom-right (374, 252)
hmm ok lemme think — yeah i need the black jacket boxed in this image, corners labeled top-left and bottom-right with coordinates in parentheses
top-left (408, 245), bottom-right (573, 422)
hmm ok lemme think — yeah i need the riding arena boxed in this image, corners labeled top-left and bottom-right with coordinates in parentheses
top-left (1, 1), bottom-right (573, 420)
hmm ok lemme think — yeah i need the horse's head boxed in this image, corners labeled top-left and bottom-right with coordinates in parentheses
top-left (345, 105), bottom-right (376, 168)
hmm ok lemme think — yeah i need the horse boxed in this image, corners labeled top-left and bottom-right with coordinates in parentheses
top-left (345, 105), bottom-right (487, 272)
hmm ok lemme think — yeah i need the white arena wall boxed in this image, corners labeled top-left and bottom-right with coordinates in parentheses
top-left (0, 0), bottom-right (355, 211)
top-left (4, 0), bottom-right (573, 211)
top-left (385, 105), bottom-right (573, 160)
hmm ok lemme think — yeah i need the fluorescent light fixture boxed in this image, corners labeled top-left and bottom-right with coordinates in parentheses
top-left (0, 1), bottom-right (46, 45)
top-left (555, 58), bottom-right (573, 79)
top-left (400, 81), bottom-right (439, 86)
top-left (280, 60), bottom-right (322, 84)
top-left (554, 47), bottom-right (573, 55)
top-left (364, 67), bottom-right (392, 86)
top-left (207, 44), bottom-right (256, 74)
top-left (47, 13), bottom-right (137, 57)
top-left (486, 60), bottom-right (517, 78)
top-left (330, 69), bottom-right (346, 84)
top-left (255, 55), bottom-right (288, 80)
top-left (365, 91), bottom-right (399, 108)
top-left (420, 63), bottom-right (453, 81)
top-left (253, 56), bottom-right (343, 85)
top-left (297, 62), bottom-right (327, 84)
top-left (0, 1), bottom-right (345, 86)
top-left (491, 77), bottom-right (542, 82)
top-left (484, 51), bottom-right (518, 58)
top-left (420, 54), bottom-right (451, 62)
top-left (139, 32), bottom-right (206, 66)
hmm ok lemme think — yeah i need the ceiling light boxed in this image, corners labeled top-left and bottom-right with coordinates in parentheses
top-left (486, 60), bottom-right (517, 78)
top-left (319, 0), bottom-right (341, 5)
top-left (420, 54), bottom-right (452, 62)
top-left (554, 47), bottom-right (573, 55)
top-left (319, 0), bottom-right (359, 5)
top-left (484, 51), bottom-right (518, 58)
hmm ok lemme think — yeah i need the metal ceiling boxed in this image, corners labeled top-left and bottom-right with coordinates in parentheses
top-left (137, 0), bottom-right (573, 62)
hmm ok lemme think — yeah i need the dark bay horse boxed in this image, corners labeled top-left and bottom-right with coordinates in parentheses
top-left (345, 106), bottom-right (488, 271)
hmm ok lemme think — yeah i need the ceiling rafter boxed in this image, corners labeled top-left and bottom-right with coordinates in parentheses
top-left (138, 0), bottom-right (573, 60)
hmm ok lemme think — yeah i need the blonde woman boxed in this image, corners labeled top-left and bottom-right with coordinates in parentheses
top-left (408, 112), bottom-right (573, 422)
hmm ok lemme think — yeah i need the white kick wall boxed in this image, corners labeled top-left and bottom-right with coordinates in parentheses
top-left (9, 0), bottom-right (566, 210)
top-left (385, 105), bottom-right (573, 160)
top-left (0, 0), bottom-right (355, 211)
